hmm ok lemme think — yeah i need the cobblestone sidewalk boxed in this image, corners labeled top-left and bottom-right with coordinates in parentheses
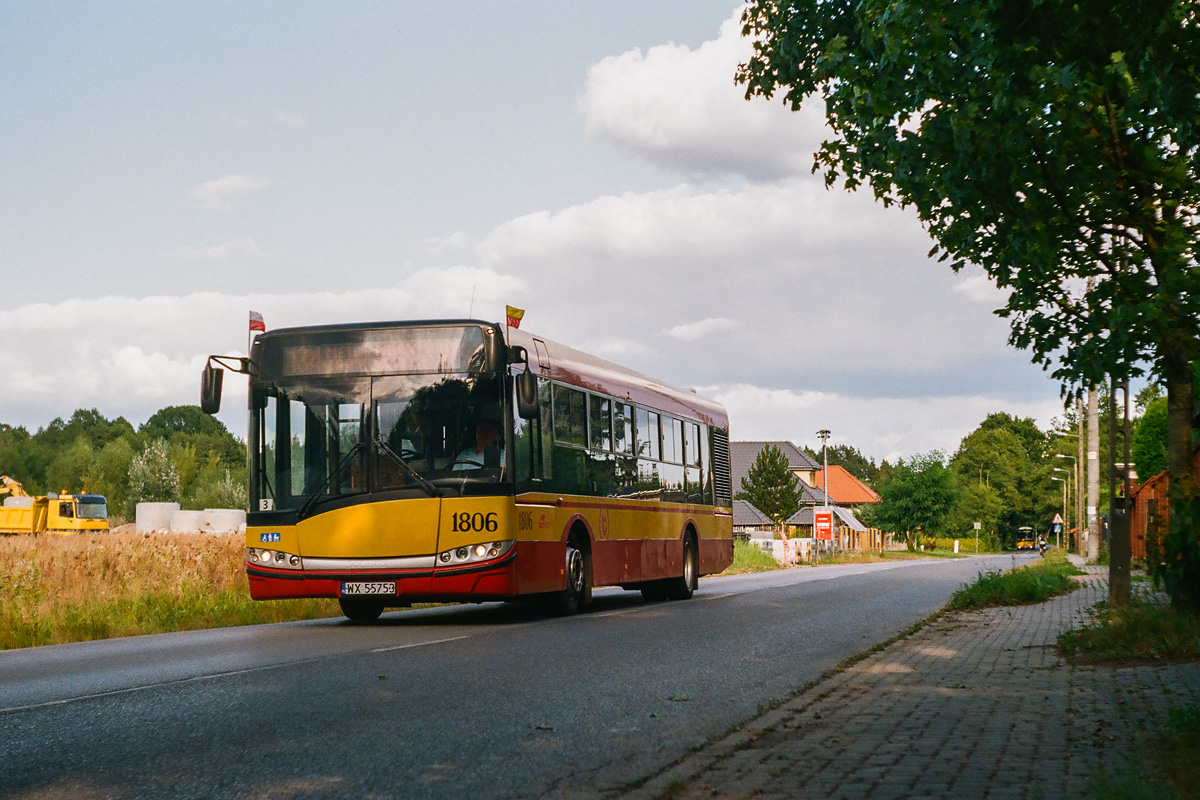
top-left (619, 564), bottom-right (1200, 800)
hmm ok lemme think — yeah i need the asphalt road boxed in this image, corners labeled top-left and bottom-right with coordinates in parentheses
top-left (0, 553), bottom-right (1032, 800)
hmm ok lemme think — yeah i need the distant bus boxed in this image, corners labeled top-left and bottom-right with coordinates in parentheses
top-left (1015, 526), bottom-right (1035, 550)
top-left (202, 319), bottom-right (734, 620)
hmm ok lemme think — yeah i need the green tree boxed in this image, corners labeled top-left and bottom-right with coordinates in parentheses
top-left (869, 451), bottom-right (961, 548)
top-left (140, 405), bottom-right (244, 475)
top-left (86, 437), bottom-right (137, 520)
top-left (738, 0), bottom-right (1200, 601)
top-left (946, 483), bottom-right (1004, 550)
top-left (44, 436), bottom-right (95, 494)
top-left (35, 409), bottom-right (136, 454)
top-left (736, 445), bottom-right (802, 524)
top-left (0, 424), bottom-right (42, 492)
top-left (1133, 396), bottom-right (1170, 480)
top-left (140, 405), bottom-right (231, 441)
top-left (127, 439), bottom-right (181, 516)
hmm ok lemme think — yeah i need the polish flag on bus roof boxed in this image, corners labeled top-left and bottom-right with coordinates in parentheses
top-left (249, 311), bottom-right (266, 332)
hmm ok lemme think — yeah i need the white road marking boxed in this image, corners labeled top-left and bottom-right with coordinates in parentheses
top-left (373, 635), bottom-right (468, 653)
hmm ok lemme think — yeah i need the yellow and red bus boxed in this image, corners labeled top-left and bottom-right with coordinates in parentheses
top-left (202, 319), bottom-right (733, 620)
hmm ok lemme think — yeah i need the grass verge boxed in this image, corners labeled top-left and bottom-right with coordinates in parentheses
top-left (0, 532), bottom-right (339, 650)
top-left (719, 540), bottom-right (787, 575)
top-left (1059, 601), bottom-right (1200, 665)
top-left (946, 548), bottom-right (1083, 610)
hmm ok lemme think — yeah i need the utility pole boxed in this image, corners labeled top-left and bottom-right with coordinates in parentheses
top-left (817, 429), bottom-right (831, 552)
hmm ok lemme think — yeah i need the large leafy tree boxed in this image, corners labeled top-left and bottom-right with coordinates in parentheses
top-left (737, 444), bottom-right (802, 524)
top-left (1133, 396), bottom-right (1170, 480)
top-left (868, 451), bottom-right (960, 547)
top-left (739, 0), bottom-right (1199, 607)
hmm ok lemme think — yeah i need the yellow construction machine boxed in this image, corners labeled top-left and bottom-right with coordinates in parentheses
top-left (0, 476), bottom-right (110, 535)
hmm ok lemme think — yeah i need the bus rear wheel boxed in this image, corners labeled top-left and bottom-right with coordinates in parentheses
top-left (665, 536), bottom-right (698, 601)
top-left (339, 597), bottom-right (385, 622)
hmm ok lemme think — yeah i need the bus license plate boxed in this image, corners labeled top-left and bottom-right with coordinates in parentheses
top-left (341, 581), bottom-right (396, 596)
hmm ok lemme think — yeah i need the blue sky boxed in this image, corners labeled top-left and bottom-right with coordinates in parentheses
top-left (0, 2), bottom-right (1069, 461)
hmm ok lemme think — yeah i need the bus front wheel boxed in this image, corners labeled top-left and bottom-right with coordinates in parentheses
top-left (339, 597), bottom-right (385, 622)
top-left (549, 537), bottom-right (591, 616)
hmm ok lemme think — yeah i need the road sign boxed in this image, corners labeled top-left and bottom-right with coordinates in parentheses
top-left (1052, 513), bottom-right (1064, 525)
top-left (1053, 523), bottom-right (1062, 534)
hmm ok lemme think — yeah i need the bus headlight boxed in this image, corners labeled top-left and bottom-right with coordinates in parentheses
top-left (248, 548), bottom-right (303, 571)
top-left (438, 540), bottom-right (514, 566)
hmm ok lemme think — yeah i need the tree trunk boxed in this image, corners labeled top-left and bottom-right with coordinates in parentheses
top-left (1163, 346), bottom-right (1196, 499)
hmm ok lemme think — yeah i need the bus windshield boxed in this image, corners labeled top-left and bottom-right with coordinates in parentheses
top-left (251, 371), bottom-right (506, 513)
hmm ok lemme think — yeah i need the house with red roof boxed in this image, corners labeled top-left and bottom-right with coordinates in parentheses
top-left (812, 465), bottom-right (881, 506)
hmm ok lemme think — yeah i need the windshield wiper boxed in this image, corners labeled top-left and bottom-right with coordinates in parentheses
top-left (297, 442), bottom-right (366, 519)
top-left (375, 437), bottom-right (443, 498)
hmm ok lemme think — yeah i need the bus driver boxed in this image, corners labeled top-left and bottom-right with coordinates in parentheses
top-left (453, 419), bottom-right (503, 470)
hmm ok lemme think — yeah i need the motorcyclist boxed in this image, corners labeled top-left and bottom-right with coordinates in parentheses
top-left (1038, 533), bottom-right (1048, 556)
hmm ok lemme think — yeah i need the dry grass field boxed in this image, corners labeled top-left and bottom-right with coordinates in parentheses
top-left (0, 531), bottom-right (339, 650)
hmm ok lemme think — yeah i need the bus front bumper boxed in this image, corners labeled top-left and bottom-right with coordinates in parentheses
top-left (246, 547), bottom-right (521, 603)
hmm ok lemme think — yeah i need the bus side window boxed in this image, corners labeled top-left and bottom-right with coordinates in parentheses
top-left (635, 408), bottom-right (660, 461)
top-left (553, 384), bottom-right (587, 447)
top-left (59, 502), bottom-right (74, 518)
top-left (613, 402), bottom-right (633, 455)
top-left (589, 395), bottom-right (612, 452)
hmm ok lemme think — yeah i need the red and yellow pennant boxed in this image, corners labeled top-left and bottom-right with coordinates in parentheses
top-left (506, 305), bottom-right (525, 329)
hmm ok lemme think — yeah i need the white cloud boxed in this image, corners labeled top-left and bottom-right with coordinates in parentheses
top-left (0, 266), bottom-right (523, 437)
top-left (159, 236), bottom-right (266, 261)
top-left (953, 272), bottom-right (1007, 304)
top-left (475, 177), bottom-right (1018, 387)
top-left (273, 110), bottom-right (308, 128)
top-left (579, 9), bottom-right (829, 179)
top-left (191, 174), bottom-right (270, 211)
top-left (667, 317), bottom-right (739, 342)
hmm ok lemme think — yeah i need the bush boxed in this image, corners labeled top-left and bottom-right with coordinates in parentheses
top-left (948, 549), bottom-right (1082, 610)
top-left (1059, 601), bottom-right (1200, 664)
top-left (1152, 492), bottom-right (1200, 615)
top-left (126, 439), bottom-right (180, 516)
top-left (721, 540), bottom-right (786, 575)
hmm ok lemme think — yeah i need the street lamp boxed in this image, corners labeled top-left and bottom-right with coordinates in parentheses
top-left (1050, 475), bottom-right (1068, 549)
top-left (1056, 453), bottom-right (1081, 551)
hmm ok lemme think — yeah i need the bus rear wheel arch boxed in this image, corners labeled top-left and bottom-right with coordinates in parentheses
top-left (639, 530), bottom-right (698, 602)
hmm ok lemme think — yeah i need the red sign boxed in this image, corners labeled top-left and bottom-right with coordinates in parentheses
top-left (814, 511), bottom-right (834, 541)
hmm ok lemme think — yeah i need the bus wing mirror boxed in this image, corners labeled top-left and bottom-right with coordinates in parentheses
top-left (508, 345), bottom-right (528, 365)
top-left (516, 367), bottom-right (539, 420)
top-left (201, 362), bottom-right (224, 414)
top-left (484, 327), bottom-right (506, 373)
